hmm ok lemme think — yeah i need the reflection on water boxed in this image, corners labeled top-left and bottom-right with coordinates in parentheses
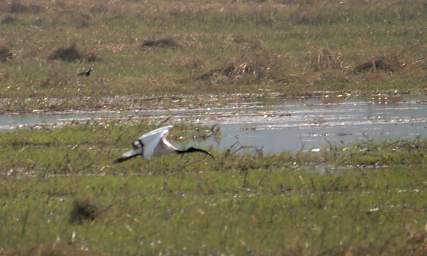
top-left (1, 96), bottom-right (427, 153)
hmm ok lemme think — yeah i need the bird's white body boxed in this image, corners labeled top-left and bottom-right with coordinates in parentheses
top-left (123, 125), bottom-right (174, 159)
top-left (114, 125), bottom-right (213, 163)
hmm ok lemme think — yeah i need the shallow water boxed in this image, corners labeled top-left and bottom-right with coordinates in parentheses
top-left (1, 95), bottom-right (427, 153)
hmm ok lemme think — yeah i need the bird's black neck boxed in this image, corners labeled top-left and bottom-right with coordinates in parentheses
top-left (176, 147), bottom-right (213, 158)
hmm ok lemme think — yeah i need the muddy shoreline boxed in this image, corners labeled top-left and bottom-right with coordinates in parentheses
top-left (0, 90), bottom-right (419, 114)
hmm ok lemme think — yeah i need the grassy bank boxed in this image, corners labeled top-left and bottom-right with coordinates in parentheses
top-left (0, 123), bottom-right (426, 255)
top-left (0, 122), bottom-right (426, 176)
top-left (0, 0), bottom-right (426, 112)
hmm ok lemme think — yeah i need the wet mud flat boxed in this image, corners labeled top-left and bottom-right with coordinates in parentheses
top-left (1, 94), bottom-right (427, 154)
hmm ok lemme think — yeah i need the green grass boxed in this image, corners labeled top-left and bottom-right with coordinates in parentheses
top-left (0, 0), bottom-right (426, 112)
top-left (1, 169), bottom-right (426, 255)
top-left (0, 123), bottom-right (426, 255)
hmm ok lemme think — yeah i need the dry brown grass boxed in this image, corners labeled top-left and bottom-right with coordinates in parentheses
top-left (198, 50), bottom-right (284, 84)
top-left (310, 48), bottom-right (345, 71)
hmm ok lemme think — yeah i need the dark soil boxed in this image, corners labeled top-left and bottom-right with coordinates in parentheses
top-left (48, 44), bottom-right (99, 62)
top-left (0, 45), bottom-right (13, 62)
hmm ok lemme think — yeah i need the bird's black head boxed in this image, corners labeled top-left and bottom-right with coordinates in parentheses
top-left (131, 140), bottom-right (144, 156)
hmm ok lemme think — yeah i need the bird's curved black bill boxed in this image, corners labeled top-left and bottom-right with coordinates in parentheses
top-left (113, 154), bottom-right (138, 164)
top-left (113, 149), bottom-right (141, 164)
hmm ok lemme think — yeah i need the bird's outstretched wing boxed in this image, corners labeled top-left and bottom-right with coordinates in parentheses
top-left (139, 125), bottom-right (173, 158)
top-left (139, 125), bottom-right (173, 141)
top-left (113, 126), bottom-right (173, 163)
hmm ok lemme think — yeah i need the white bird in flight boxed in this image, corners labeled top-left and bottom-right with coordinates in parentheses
top-left (113, 125), bottom-right (213, 163)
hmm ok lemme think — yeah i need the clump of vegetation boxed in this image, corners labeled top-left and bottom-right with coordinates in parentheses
top-left (353, 56), bottom-right (402, 73)
top-left (48, 44), bottom-right (98, 62)
top-left (0, 44), bottom-right (13, 62)
top-left (310, 48), bottom-right (345, 71)
top-left (69, 196), bottom-right (99, 224)
top-left (198, 51), bottom-right (283, 84)
top-left (48, 44), bottom-right (84, 62)
top-left (141, 37), bottom-right (181, 49)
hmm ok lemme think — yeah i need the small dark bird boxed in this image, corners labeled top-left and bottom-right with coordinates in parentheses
top-left (77, 67), bottom-right (93, 77)
top-left (113, 125), bottom-right (214, 163)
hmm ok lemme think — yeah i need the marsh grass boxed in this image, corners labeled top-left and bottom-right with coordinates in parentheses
top-left (0, 123), bottom-right (426, 254)
top-left (0, 0), bottom-right (426, 112)
top-left (309, 48), bottom-right (345, 72)
top-left (197, 49), bottom-right (284, 85)
top-left (0, 122), bottom-right (425, 176)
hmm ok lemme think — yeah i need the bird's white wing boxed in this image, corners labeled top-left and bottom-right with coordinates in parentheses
top-left (152, 134), bottom-right (178, 156)
top-left (139, 125), bottom-right (173, 141)
top-left (138, 125), bottom-right (173, 158)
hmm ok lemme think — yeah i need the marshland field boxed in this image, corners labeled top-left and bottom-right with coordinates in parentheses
top-left (0, 0), bottom-right (427, 255)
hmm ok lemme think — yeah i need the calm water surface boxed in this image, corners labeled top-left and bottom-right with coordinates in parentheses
top-left (1, 95), bottom-right (427, 153)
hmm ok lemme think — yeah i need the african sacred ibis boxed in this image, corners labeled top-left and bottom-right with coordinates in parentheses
top-left (113, 125), bottom-right (213, 163)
